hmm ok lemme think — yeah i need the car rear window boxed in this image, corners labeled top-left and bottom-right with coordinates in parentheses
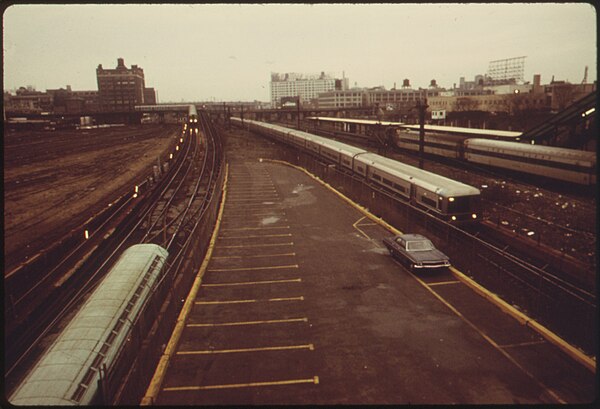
top-left (407, 240), bottom-right (434, 251)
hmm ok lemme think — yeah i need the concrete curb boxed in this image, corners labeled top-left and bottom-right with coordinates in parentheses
top-left (141, 163), bottom-right (230, 405)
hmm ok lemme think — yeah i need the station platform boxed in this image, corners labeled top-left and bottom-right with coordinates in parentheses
top-left (142, 129), bottom-right (595, 405)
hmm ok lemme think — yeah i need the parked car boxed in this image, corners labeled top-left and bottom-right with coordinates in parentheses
top-left (383, 233), bottom-right (450, 270)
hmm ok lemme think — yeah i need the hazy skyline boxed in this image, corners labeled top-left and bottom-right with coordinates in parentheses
top-left (3, 3), bottom-right (597, 102)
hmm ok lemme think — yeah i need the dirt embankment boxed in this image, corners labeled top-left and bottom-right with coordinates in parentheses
top-left (4, 124), bottom-right (179, 272)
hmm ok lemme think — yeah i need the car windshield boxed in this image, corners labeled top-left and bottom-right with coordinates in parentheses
top-left (406, 240), bottom-right (435, 251)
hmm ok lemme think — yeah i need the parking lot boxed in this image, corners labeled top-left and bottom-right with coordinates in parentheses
top-left (151, 147), bottom-right (594, 404)
top-left (139, 126), bottom-right (596, 405)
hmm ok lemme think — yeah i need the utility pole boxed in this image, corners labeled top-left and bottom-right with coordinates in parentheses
top-left (417, 96), bottom-right (428, 169)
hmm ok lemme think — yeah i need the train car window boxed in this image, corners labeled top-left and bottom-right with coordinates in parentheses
top-left (420, 196), bottom-right (437, 208)
top-left (393, 183), bottom-right (406, 193)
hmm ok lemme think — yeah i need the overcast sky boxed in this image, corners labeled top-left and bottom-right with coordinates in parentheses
top-left (3, 3), bottom-right (597, 102)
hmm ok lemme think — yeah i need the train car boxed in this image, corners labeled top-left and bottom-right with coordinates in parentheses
top-left (401, 124), bottom-right (522, 141)
top-left (186, 104), bottom-right (199, 137)
top-left (188, 104), bottom-right (198, 124)
top-left (356, 153), bottom-right (480, 222)
top-left (306, 116), bottom-right (403, 135)
top-left (394, 130), bottom-right (462, 159)
top-left (464, 139), bottom-right (597, 185)
top-left (318, 138), bottom-right (367, 171)
top-left (231, 118), bottom-right (480, 222)
top-left (307, 117), bottom-right (521, 141)
top-left (10, 244), bottom-right (169, 405)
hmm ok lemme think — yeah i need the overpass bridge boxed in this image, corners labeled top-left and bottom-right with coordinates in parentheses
top-left (520, 92), bottom-right (596, 149)
top-left (6, 102), bottom-right (383, 127)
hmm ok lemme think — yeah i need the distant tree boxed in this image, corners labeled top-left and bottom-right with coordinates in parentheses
top-left (552, 83), bottom-right (575, 111)
top-left (454, 97), bottom-right (479, 112)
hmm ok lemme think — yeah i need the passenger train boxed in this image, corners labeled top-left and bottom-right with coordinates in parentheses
top-left (396, 130), bottom-right (596, 185)
top-left (307, 116), bottom-right (522, 141)
top-left (185, 104), bottom-right (198, 136)
top-left (10, 244), bottom-right (169, 405)
top-left (306, 116), bottom-right (596, 185)
top-left (232, 117), bottom-right (480, 222)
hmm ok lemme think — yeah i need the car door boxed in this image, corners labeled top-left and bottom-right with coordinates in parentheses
top-left (392, 237), bottom-right (405, 260)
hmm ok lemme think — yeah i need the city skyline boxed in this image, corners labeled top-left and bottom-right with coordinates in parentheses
top-left (3, 3), bottom-right (597, 102)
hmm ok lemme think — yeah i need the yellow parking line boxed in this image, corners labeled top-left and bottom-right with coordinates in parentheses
top-left (224, 210), bottom-right (286, 215)
top-left (227, 190), bottom-right (276, 194)
top-left (219, 242), bottom-right (293, 249)
top-left (208, 264), bottom-right (298, 272)
top-left (228, 190), bottom-right (277, 194)
top-left (428, 280), bottom-right (462, 286)
top-left (230, 178), bottom-right (272, 181)
top-left (177, 344), bottom-right (314, 355)
top-left (227, 201), bottom-right (280, 205)
top-left (222, 214), bottom-right (287, 219)
top-left (226, 199), bottom-right (281, 204)
top-left (203, 278), bottom-right (301, 287)
top-left (221, 226), bottom-right (290, 231)
top-left (352, 216), bottom-right (372, 240)
top-left (219, 233), bottom-right (292, 239)
top-left (228, 187), bottom-right (274, 190)
top-left (212, 252), bottom-right (295, 259)
top-left (229, 180), bottom-right (273, 184)
top-left (163, 376), bottom-right (319, 392)
top-left (227, 197), bottom-right (279, 201)
top-left (195, 296), bottom-right (304, 305)
top-left (227, 189), bottom-right (276, 194)
top-left (188, 317), bottom-right (308, 327)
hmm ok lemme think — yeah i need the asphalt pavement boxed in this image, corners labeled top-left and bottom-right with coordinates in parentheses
top-left (148, 127), bottom-right (595, 404)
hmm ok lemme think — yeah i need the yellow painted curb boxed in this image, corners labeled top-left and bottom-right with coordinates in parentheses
top-left (141, 163), bottom-right (230, 405)
top-left (449, 266), bottom-right (596, 374)
top-left (263, 158), bottom-right (596, 374)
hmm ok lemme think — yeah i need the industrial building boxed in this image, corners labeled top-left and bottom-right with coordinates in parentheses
top-left (270, 72), bottom-right (349, 108)
top-left (96, 58), bottom-right (147, 112)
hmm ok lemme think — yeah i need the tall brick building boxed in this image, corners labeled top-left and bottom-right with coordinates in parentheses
top-left (96, 58), bottom-right (146, 111)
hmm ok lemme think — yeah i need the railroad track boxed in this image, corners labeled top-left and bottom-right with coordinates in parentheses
top-left (5, 113), bottom-right (224, 395)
